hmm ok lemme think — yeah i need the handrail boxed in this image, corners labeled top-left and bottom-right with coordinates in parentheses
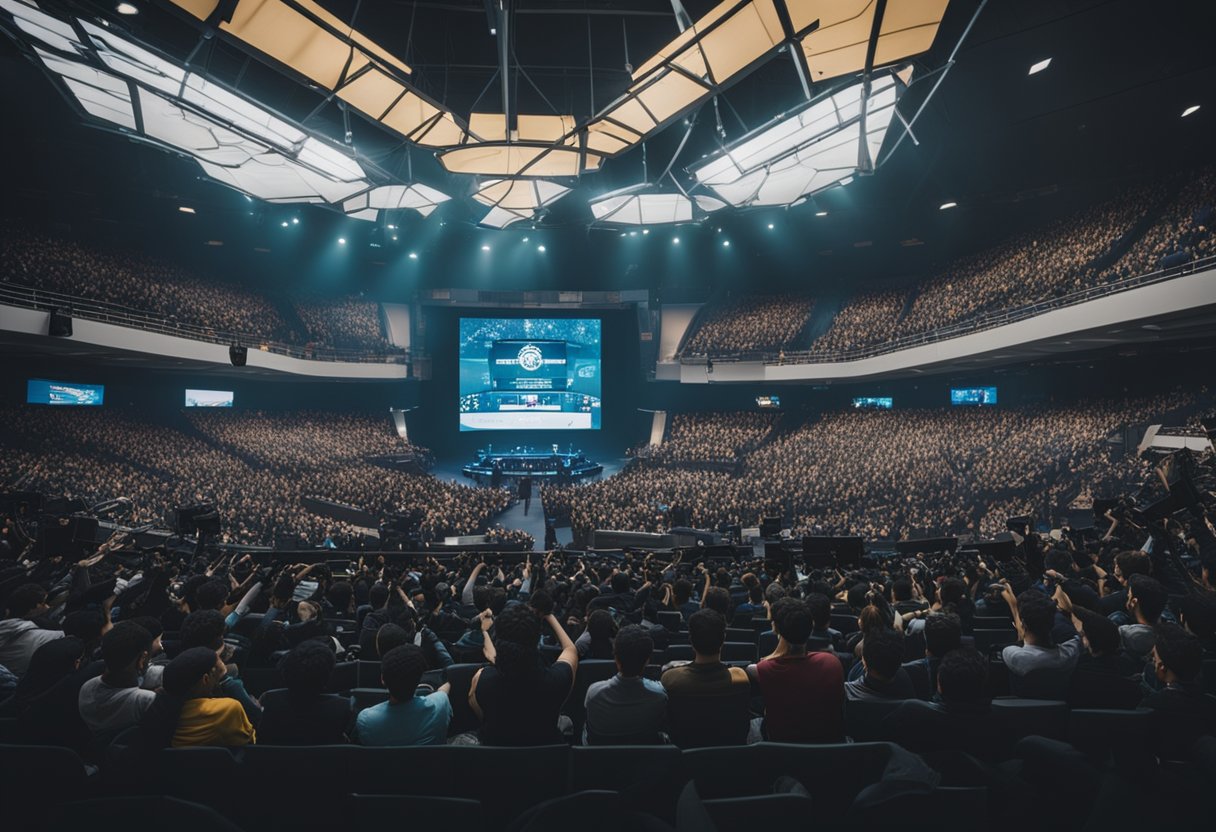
top-left (677, 254), bottom-right (1216, 365)
top-left (0, 281), bottom-right (422, 364)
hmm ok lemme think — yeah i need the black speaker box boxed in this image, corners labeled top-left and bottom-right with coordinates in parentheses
top-left (229, 345), bottom-right (247, 366)
top-left (49, 309), bottom-right (73, 337)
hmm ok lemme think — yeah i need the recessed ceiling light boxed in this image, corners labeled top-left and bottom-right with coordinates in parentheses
top-left (1182, 104), bottom-right (1200, 117)
top-left (722, 240), bottom-right (731, 247)
top-left (280, 221), bottom-right (288, 227)
top-left (815, 211), bottom-right (828, 217)
top-left (767, 223), bottom-right (775, 229)
top-left (337, 238), bottom-right (346, 245)
top-left (481, 244), bottom-right (491, 251)
top-left (672, 237), bottom-right (680, 244)
top-left (642, 229), bottom-right (649, 235)
top-left (1028, 58), bottom-right (1051, 75)
top-left (116, 2), bottom-right (138, 15)
top-left (939, 201), bottom-right (957, 210)
top-left (521, 237), bottom-right (529, 243)
top-left (177, 206), bottom-right (195, 214)
top-left (537, 245), bottom-right (546, 252)
top-left (408, 252), bottom-right (418, 259)
top-left (205, 240), bottom-right (223, 246)
top-left (291, 217), bottom-right (299, 225)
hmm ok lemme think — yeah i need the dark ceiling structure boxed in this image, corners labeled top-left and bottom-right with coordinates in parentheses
top-left (0, 0), bottom-right (1213, 296)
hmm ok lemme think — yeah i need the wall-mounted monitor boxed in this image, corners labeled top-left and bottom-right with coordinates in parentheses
top-left (27, 379), bottom-right (104, 406)
top-left (755, 395), bottom-right (781, 409)
top-left (950, 387), bottom-right (998, 406)
top-left (852, 397), bottom-right (893, 409)
top-left (185, 389), bottom-right (234, 407)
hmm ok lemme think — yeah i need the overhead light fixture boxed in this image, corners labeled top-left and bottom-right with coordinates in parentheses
top-left (722, 240), bottom-right (731, 247)
top-left (342, 184), bottom-right (451, 223)
top-left (793, 0), bottom-right (949, 84)
top-left (521, 237), bottom-right (529, 242)
top-left (280, 221), bottom-right (289, 227)
top-left (537, 245), bottom-right (546, 252)
top-left (481, 244), bottom-right (491, 251)
top-left (474, 179), bottom-right (570, 228)
top-left (692, 70), bottom-right (906, 208)
top-left (178, 206), bottom-right (195, 214)
top-left (408, 252), bottom-right (418, 259)
top-left (291, 217), bottom-right (299, 224)
top-left (815, 210), bottom-right (828, 216)
top-left (672, 237), bottom-right (680, 244)
top-left (115, 3), bottom-right (138, 15)
top-left (1028, 58), bottom-right (1051, 75)
top-left (767, 222), bottom-right (775, 229)
top-left (642, 229), bottom-right (649, 235)
top-left (939, 201), bottom-right (957, 210)
top-left (1182, 105), bottom-right (1200, 117)
top-left (337, 237), bottom-right (346, 245)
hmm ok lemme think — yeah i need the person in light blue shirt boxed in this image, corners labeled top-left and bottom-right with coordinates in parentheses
top-left (354, 644), bottom-right (451, 746)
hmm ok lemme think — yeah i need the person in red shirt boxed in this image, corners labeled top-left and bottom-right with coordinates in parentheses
top-left (746, 597), bottom-right (844, 743)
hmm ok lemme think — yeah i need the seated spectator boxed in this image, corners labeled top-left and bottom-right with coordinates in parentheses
top-left (0, 636), bottom-right (93, 749)
top-left (258, 640), bottom-right (353, 745)
top-left (1000, 585), bottom-right (1082, 696)
top-left (662, 609), bottom-right (750, 696)
top-left (805, 593), bottom-right (843, 650)
top-left (180, 609), bottom-right (260, 723)
top-left (845, 627), bottom-right (916, 702)
top-left (1097, 550), bottom-right (1152, 618)
top-left (160, 647), bottom-right (256, 748)
top-left (470, 603), bottom-right (578, 746)
top-left (1141, 623), bottom-right (1216, 758)
top-left (902, 612), bottom-right (962, 700)
top-left (1120, 575), bottom-right (1168, 661)
top-left (583, 625), bottom-right (667, 743)
top-left (77, 621), bottom-right (156, 740)
top-left (1179, 590), bottom-right (1216, 657)
top-left (880, 648), bottom-right (1001, 760)
top-left (354, 644), bottom-right (450, 746)
top-left (746, 598), bottom-right (844, 742)
top-left (575, 609), bottom-right (618, 660)
top-left (0, 584), bottom-right (65, 676)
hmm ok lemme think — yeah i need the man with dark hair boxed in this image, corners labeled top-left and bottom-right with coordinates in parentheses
top-left (180, 609), bottom-right (261, 723)
top-left (746, 598), bottom-right (844, 742)
top-left (845, 627), bottom-right (915, 701)
top-left (0, 584), bottom-right (64, 676)
top-left (194, 580), bottom-right (229, 612)
top-left (701, 586), bottom-right (731, 617)
top-left (355, 644), bottom-right (451, 746)
top-left (662, 609), bottom-right (749, 694)
top-left (673, 579), bottom-right (698, 621)
top-left (1179, 590), bottom-right (1216, 657)
top-left (1067, 604), bottom-right (1141, 692)
top-left (903, 612), bottom-right (961, 700)
top-left (1121, 574), bottom-right (1168, 661)
top-left (77, 621), bottom-right (155, 739)
top-left (588, 571), bottom-right (637, 614)
top-left (1000, 585), bottom-right (1082, 682)
top-left (1141, 623), bottom-right (1216, 758)
top-left (1098, 550), bottom-right (1152, 617)
top-left (583, 625), bottom-right (666, 743)
top-left (805, 593), bottom-right (842, 649)
top-left (258, 640), bottom-right (353, 745)
top-left (161, 646), bottom-right (255, 748)
top-left (880, 648), bottom-right (999, 759)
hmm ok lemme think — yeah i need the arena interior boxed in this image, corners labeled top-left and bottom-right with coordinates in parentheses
top-left (1, 1), bottom-right (1215, 829)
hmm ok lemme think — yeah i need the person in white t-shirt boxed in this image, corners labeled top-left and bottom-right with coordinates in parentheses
top-left (78, 621), bottom-right (157, 739)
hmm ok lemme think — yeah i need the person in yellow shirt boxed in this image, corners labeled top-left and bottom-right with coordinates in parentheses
top-left (161, 646), bottom-right (256, 748)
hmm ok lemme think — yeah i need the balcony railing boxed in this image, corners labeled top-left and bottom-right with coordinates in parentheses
top-left (0, 281), bottom-right (419, 365)
top-left (678, 254), bottom-right (1216, 366)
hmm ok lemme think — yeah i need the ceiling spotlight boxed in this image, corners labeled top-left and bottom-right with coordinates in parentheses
top-left (939, 201), bottom-right (957, 210)
top-left (392, 235), bottom-right (398, 241)
top-left (337, 237), bottom-right (347, 245)
top-left (642, 229), bottom-right (649, 235)
top-left (537, 245), bottom-right (546, 252)
top-left (521, 236), bottom-right (529, 243)
top-left (280, 221), bottom-right (289, 227)
top-left (1182, 105), bottom-right (1200, 117)
top-left (722, 240), bottom-right (731, 247)
top-left (178, 206), bottom-right (195, 214)
top-left (291, 217), bottom-right (299, 225)
top-left (672, 237), bottom-right (680, 245)
top-left (629, 231), bottom-right (637, 237)
top-left (115, 2), bottom-right (138, 15)
top-left (1028, 58), bottom-right (1051, 76)
top-left (481, 244), bottom-right (491, 251)
top-left (815, 211), bottom-right (828, 217)
top-left (408, 252), bottom-right (418, 259)
top-left (767, 222), bottom-right (775, 229)
top-left (387, 224), bottom-right (396, 230)
top-left (620, 232), bottom-right (627, 238)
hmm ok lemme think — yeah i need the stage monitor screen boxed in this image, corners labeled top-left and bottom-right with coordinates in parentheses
top-left (951, 387), bottom-right (998, 406)
top-left (756, 395), bottom-right (781, 409)
top-left (459, 318), bottom-right (601, 431)
top-left (26, 379), bottom-right (104, 406)
top-left (185, 389), bottom-right (234, 408)
top-left (853, 397), bottom-right (893, 409)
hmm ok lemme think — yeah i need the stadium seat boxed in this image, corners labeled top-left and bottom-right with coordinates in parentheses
top-left (351, 687), bottom-right (390, 714)
top-left (702, 793), bottom-right (815, 827)
top-left (683, 742), bottom-right (894, 821)
top-left (237, 666), bottom-right (281, 697)
top-left (1067, 708), bottom-right (1158, 764)
top-left (350, 794), bottom-right (483, 828)
top-left (664, 644), bottom-right (694, 663)
top-left (974, 629), bottom-right (1018, 656)
top-left (1, 744), bottom-right (90, 825)
top-left (991, 698), bottom-right (1068, 749)
top-left (570, 746), bottom-right (686, 822)
top-left (356, 660), bottom-right (382, 688)
top-left (0, 717), bottom-right (18, 743)
top-left (757, 631), bottom-right (777, 657)
top-left (229, 613), bottom-right (264, 638)
top-left (154, 747), bottom-right (238, 806)
top-left (848, 785), bottom-right (988, 829)
top-left (327, 659), bottom-right (357, 693)
top-left (724, 627), bottom-right (755, 644)
top-left (445, 662), bottom-right (486, 736)
top-left (846, 698), bottom-right (905, 742)
top-left (665, 687), bottom-right (752, 748)
top-left (1202, 659), bottom-right (1216, 696)
top-left (720, 642), bottom-right (756, 662)
top-left (565, 659), bottom-right (619, 734)
top-left (445, 745), bottom-right (571, 821)
top-left (903, 631), bottom-right (926, 662)
top-left (49, 797), bottom-right (245, 832)
top-left (832, 614), bottom-right (860, 635)
top-left (1066, 669), bottom-right (1142, 709)
top-left (657, 611), bottom-right (684, 632)
top-left (974, 615), bottom-right (1013, 629)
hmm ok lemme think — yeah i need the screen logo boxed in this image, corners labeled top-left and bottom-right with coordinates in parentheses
top-left (517, 344), bottom-right (544, 372)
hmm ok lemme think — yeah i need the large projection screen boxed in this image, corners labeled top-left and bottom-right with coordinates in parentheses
top-left (459, 318), bottom-right (601, 431)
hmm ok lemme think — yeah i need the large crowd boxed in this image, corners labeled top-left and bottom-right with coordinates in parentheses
top-left (546, 393), bottom-right (1202, 545)
top-left (0, 408), bottom-right (521, 547)
top-left (0, 225), bottom-right (396, 352)
top-left (1, 470), bottom-right (1214, 828)
top-left (681, 292), bottom-right (817, 355)
top-left (638, 411), bottom-right (779, 466)
top-left (682, 166), bottom-right (1216, 358)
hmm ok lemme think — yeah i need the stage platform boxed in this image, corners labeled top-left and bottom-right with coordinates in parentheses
top-left (459, 447), bottom-right (603, 482)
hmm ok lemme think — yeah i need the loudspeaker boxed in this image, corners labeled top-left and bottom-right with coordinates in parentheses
top-left (229, 345), bottom-right (247, 366)
top-left (49, 309), bottom-right (73, 337)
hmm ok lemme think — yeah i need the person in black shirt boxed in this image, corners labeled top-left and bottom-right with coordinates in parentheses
top-left (1140, 623), bottom-right (1216, 759)
top-left (518, 476), bottom-right (533, 516)
top-left (469, 602), bottom-right (578, 745)
top-left (1179, 590), bottom-right (1216, 658)
top-left (258, 640), bottom-right (352, 745)
top-left (1066, 605), bottom-right (1141, 708)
